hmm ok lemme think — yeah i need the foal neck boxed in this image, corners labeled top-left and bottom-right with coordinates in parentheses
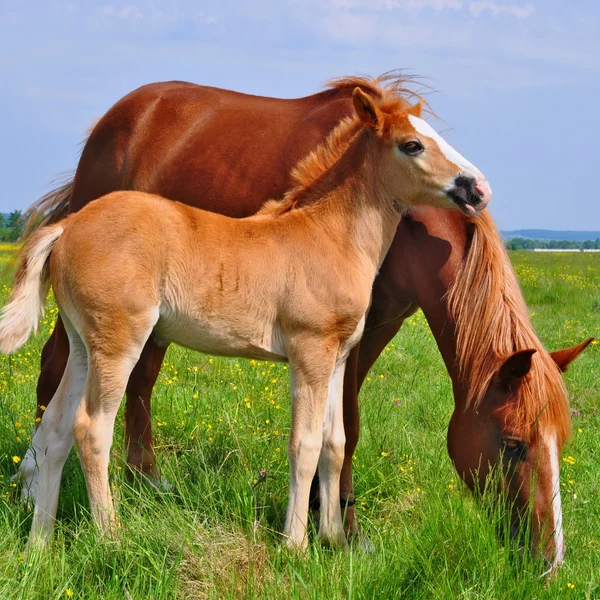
top-left (298, 130), bottom-right (401, 272)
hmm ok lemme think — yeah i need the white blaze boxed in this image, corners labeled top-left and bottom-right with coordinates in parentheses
top-left (547, 433), bottom-right (565, 565)
top-left (408, 115), bottom-right (482, 178)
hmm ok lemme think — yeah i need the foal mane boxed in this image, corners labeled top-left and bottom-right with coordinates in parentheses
top-left (446, 212), bottom-right (570, 441)
top-left (259, 72), bottom-right (427, 216)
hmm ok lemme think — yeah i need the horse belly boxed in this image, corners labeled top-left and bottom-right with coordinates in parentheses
top-left (154, 307), bottom-right (288, 362)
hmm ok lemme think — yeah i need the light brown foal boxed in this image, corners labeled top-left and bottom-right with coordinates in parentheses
top-left (0, 86), bottom-right (490, 548)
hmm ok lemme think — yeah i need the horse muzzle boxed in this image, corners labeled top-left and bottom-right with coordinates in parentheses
top-left (446, 174), bottom-right (492, 214)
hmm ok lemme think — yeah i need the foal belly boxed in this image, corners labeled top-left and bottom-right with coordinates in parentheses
top-left (154, 309), bottom-right (288, 362)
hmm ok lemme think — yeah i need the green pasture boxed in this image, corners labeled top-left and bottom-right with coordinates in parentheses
top-left (0, 245), bottom-right (598, 599)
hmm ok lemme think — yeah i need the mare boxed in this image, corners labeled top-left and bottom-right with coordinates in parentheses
top-left (19, 75), bottom-right (589, 566)
top-left (2, 83), bottom-right (488, 548)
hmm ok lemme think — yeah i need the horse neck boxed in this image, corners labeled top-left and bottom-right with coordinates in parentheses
top-left (301, 131), bottom-right (401, 274)
top-left (420, 296), bottom-right (468, 406)
top-left (396, 211), bottom-right (471, 408)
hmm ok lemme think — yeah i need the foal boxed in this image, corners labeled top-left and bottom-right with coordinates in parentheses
top-left (0, 86), bottom-right (490, 548)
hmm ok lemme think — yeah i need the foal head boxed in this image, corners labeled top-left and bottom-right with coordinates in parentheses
top-left (350, 84), bottom-right (491, 214)
top-left (445, 211), bottom-right (592, 569)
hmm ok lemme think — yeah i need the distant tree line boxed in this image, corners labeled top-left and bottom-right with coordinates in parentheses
top-left (505, 237), bottom-right (600, 250)
top-left (0, 211), bottom-right (24, 242)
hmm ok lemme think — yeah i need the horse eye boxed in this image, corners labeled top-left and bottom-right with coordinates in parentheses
top-left (400, 140), bottom-right (424, 156)
top-left (501, 438), bottom-right (527, 461)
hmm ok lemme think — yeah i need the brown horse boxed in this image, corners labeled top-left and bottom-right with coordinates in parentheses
top-left (19, 75), bottom-right (588, 566)
top-left (3, 82), bottom-right (489, 549)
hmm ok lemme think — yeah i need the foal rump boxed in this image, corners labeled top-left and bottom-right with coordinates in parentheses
top-left (0, 223), bottom-right (65, 354)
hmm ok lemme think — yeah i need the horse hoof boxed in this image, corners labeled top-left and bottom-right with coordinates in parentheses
top-left (141, 474), bottom-right (173, 492)
top-left (348, 531), bottom-right (375, 553)
top-left (359, 534), bottom-right (375, 553)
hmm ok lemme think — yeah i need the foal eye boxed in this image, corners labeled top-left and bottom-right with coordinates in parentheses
top-left (501, 438), bottom-right (527, 461)
top-left (400, 140), bottom-right (424, 156)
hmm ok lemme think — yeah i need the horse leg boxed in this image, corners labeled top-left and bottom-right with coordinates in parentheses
top-left (19, 317), bottom-right (69, 503)
top-left (124, 337), bottom-right (168, 485)
top-left (29, 319), bottom-right (87, 545)
top-left (340, 317), bottom-right (408, 540)
top-left (73, 312), bottom-right (157, 536)
top-left (284, 342), bottom-right (342, 550)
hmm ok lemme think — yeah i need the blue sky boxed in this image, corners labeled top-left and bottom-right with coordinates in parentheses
top-left (1, 0), bottom-right (599, 229)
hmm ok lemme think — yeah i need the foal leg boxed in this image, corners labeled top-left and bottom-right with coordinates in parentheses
top-left (317, 360), bottom-right (347, 548)
top-left (19, 318), bottom-right (69, 502)
top-left (124, 337), bottom-right (168, 485)
top-left (284, 343), bottom-right (342, 550)
top-left (73, 316), bottom-right (157, 536)
top-left (29, 323), bottom-right (88, 544)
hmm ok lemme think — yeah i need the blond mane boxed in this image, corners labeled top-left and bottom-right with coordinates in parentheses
top-left (259, 73), bottom-right (428, 217)
top-left (446, 211), bottom-right (570, 442)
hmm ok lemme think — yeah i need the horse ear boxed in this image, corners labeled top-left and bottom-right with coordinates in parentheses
top-left (353, 87), bottom-right (381, 130)
top-left (407, 98), bottom-right (424, 118)
top-left (550, 337), bottom-right (594, 372)
top-left (497, 349), bottom-right (536, 387)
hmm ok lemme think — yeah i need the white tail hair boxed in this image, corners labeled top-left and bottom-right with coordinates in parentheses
top-left (0, 224), bottom-right (64, 354)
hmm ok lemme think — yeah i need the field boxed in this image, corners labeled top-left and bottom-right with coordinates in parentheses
top-left (0, 245), bottom-right (598, 599)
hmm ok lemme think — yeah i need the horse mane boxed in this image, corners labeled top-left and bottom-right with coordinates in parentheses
top-left (259, 72), bottom-right (429, 217)
top-left (446, 211), bottom-right (571, 442)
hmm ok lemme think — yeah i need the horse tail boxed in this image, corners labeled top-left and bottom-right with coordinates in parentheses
top-left (0, 223), bottom-right (66, 354)
top-left (21, 175), bottom-right (74, 242)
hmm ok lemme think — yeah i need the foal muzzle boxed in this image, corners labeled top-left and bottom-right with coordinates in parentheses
top-left (446, 174), bottom-right (492, 214)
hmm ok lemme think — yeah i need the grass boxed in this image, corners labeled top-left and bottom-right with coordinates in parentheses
top-left (0, 246), bottom-right (598, 599)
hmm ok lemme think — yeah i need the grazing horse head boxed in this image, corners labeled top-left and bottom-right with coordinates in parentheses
top-left (286, 76), bottom-right (491, 217)
top-left (445, 211), bottom-right (592, 568)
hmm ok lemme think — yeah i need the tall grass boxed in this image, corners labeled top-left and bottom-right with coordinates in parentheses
top-left (0, 247), bottom-right (598, 599)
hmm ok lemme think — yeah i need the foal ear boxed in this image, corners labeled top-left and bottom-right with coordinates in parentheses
top-left (497, 349), bottom-right (536, 387)
top-left (353, 87), bottom-right (381, 130)
top-left (550, 337), bottom-right (594, 372)
top-left (406, 98), bottom-right (425, 118)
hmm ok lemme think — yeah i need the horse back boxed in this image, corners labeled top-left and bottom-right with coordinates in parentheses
top-left (69, 81), bottom-right (355, 217)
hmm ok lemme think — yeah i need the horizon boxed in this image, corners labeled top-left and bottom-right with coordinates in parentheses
top-left (1, 210), bottom-right (599, 235)
top-left (1, 1), bottom-right (599, 230)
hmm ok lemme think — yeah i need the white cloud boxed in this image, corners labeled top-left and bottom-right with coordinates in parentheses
top-left (329, 0), bottom-right (464, 10)
top-left (328, 0), bottom-right (534, 15)
top-left (469, 1), bottom-right (535, 19)
top-left (321, 10), bottom-right (470, 48)
top-left (405, 0), bottom-right (464, 9)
